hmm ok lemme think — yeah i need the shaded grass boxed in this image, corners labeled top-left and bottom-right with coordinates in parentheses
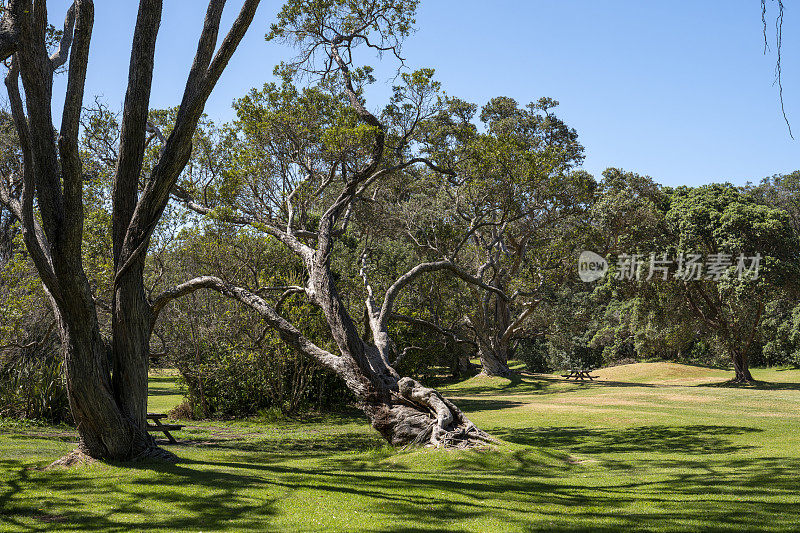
top-left (2, 364), bottom-right (800, 531)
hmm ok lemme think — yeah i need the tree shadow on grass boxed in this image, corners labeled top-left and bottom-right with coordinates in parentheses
top-left (698, 380), bottom-right (800, 391)
top-left (179, 430), bottom-right (385, 457)
top-left (449, 373), bottom-right (660, 396)
top-left (0, 457), bottom-right (278, 532)
top-left (4, 433), bottom-right (800, 532)
top-left (159, 452), bottom-right (800, 532)
top-left (447, 398), bottom-right (526, 412)
top-left (493, 425), bottom-right (761, 455)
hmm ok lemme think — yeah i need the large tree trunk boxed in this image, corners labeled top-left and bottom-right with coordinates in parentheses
top-left (111, 258), bottom-right (153, 431)
top-left (49, 275), bottom-right (164, 465)
top-left (478, 344), bottom-right (512, 377)
top-left (311, 261), bottom-right (491, 447)
top-left (731, 350), bottom-right (754, 383)
top-left (470, 279), bottom-right (514, 377)
top-left (0, 0), bottom-right (261, 464)
top-left (472, 316), bottom-right (513, 377)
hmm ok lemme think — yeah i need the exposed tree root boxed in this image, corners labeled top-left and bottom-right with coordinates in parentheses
top-left (47, 449), bottom-right (97, 469)
top-left (383, 377), bottom-right (497, 449)
top-left (47, 444), bottom-right (178, 468)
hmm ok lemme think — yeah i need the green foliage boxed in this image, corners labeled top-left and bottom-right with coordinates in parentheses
top-left (762, 301), bottom-right (800, 367)
top-left (0, 337), bottom-right (70, 424)
top-left (155, 225), bottom-right (353, 418)
top-left (0, 231), bottom-right (70, 424)
top-left (267, 0), bottom-right (418, 51)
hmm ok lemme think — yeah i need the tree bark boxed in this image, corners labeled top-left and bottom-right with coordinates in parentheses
top-left (731, 350), bottom-right (754, 383)
top-left (478, 344), bottom-right (512, 377)
top-left (0, 0), bottom-right (261, 463)
top-left (471, 291), bottom-right (513, 377)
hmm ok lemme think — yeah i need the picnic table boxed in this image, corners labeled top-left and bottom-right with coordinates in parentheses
top-left (146, 413), bottom-right (183, 444)
top-left (561, 369), bottom-right (598, 381)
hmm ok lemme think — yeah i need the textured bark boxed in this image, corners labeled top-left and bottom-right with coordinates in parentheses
top-left (471, 287), bottom-right (514, 377)
top-left (732, 350), bottom-right (754, 383)
top-left (478, 345), bottom-right (512, 377)
top-left (0, 0), bottom-right (260, 463)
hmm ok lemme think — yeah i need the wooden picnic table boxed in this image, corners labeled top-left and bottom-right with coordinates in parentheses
top-left (561, 369), bottom-right (598, 381)
top-left (146, 413), bottom-right (183, 444)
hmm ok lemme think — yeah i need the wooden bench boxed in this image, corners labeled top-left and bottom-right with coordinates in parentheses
top-left (561, 369), bottom-right (598, 381)
top-left (146, 413), bottom-right (183, 444)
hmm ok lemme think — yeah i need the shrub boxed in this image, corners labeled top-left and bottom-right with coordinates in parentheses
top-left (0, 333), bottom-right (71, 424)
top-left (172, 331), bottom-right (353, 419)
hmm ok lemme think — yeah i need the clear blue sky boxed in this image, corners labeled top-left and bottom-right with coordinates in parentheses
top-left (48, 1), bottom-right (798, 187)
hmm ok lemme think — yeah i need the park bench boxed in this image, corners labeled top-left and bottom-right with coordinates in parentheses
top-left (146, 413), bottom-right (183, 444)
top-left (561, 369), bottom-right (598, 381)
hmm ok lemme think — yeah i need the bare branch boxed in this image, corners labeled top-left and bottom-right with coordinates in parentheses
top-left (0, 6), bottom-right (18, 62)
top-left (112, 0), bottom-right (163, 265)
top-left (390, 313), bottom-right (477, 349)
top-left (500, 300), bottom-right (542, 344)
top-left (1, 57), bottom-right (60, 296)
top-left (173, 188), bottom-right (314, 259)
top-left (150, 275), bottom-right (370, 395)
top-left (49, 2), bottom-right (76, 70)
top-left (378, 259), bottom-right (509, 331)
top-left (116, 0), bottom-right (261, 285)
top-left (59, 0), bottom-right (93, 256)
top-left (391, 345), bottom-right (421, 368)
top-left (204, 0), bottom-right (261, 92)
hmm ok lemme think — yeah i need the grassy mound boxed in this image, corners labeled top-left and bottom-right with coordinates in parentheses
top-left (593, 362), bottom-right (730, 385)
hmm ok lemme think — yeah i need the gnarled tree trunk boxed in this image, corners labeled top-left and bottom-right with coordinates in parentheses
top-left (470, 289), bottom-right (514, 377)
top-left (159, 9), bottom-right (498, 448)
top-left (157, 270), bottom-right (493, 448)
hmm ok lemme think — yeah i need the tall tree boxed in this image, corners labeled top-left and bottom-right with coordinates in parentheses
top-left (164, 1), bottom-right (494, 447)
top-left (664, 184), bottom-right (798, 382)
top-left (0, 0), bottom-right (261, 462)
top-left (452, 97), bottom-right (588, 375)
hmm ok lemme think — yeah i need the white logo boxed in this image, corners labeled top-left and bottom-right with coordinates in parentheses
top-left (578, 251), bottom-right (608, 282)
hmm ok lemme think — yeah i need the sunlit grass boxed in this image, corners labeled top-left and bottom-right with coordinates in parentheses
top-left (2, 363), bottom-right (800, 531)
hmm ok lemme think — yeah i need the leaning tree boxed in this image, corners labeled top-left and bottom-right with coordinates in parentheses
top-left (0, 0), bottom-right (261, 462)
top-left (159, 1), bottom-right (500, 447)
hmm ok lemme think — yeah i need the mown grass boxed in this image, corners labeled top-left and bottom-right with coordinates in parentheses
top-left (2, 363), bottom-right (800, 532)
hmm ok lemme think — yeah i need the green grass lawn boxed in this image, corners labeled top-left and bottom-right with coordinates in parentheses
top-left (3, 363), bottom-right (800, 532)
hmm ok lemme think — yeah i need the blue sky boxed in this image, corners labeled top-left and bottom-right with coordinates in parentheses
top-left (48, 1), bottom-right (798, 187)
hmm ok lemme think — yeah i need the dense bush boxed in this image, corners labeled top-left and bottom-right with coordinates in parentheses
top-left (514, 337), bottom-right (551, 373)
top-left (0, 334), bottom-right (71, 424)
top-left (0, 227), bottom-right (71, 424)
top-left (174, 335), bottom-right (353, 419)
